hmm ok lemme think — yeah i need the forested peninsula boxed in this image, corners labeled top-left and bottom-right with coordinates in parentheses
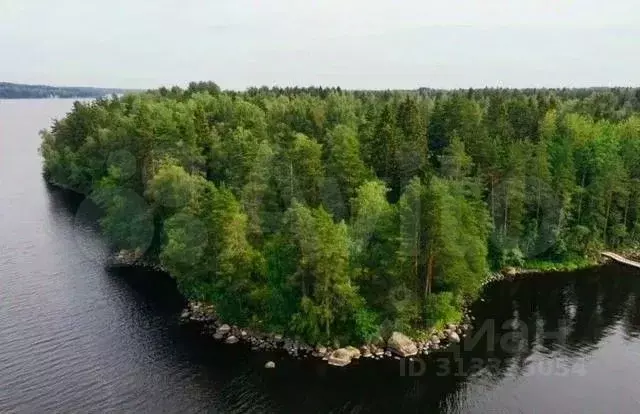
top-left (40, 83), bottom-right (640, 356)
top-left (0, 82), bottom-right (127, 99)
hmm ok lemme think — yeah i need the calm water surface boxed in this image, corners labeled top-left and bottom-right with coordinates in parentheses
top-left (2, 99), bottom-right (640, 413)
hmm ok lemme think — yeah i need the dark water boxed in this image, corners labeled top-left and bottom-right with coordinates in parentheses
top-left (2, 99), bottom-right (640, 413)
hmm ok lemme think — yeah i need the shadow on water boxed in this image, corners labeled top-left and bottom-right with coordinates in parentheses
top-left (42, 182), bottom-right (640, 413)
top-left (44, 182), bottom-right (184, 310)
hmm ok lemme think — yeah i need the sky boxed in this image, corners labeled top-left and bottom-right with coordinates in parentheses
top-left (1, 0), bottom-right (639, 90)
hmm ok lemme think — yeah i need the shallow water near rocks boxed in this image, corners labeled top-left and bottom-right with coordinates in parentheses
top-left (2, 99), bottom-right (640, 413)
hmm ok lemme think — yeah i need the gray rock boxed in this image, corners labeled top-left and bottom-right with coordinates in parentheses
top-left (361, 346), bottom-right (372, 358)
top-left (387, 332), bottom-right (418, 357)
top-left (503, 266), bottom-right (518, 277)
top-left (448, 331), bottom-right (460, 343)
top-left (265, 361), bottom-right (276, 369)
top-left (217, 324), bottom-right (231, 335)
top-left (430, 335), bottom-right (440, 345)
top-left (447, 323), bottom-right (457, 330)
top-left (328, 348), bottom-right (352, 367)
top-left (213, 332), bottom-right (224, 340)
top-left (225, 335), bottom-right (239, 344)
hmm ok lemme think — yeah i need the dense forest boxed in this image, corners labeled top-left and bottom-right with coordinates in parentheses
top-left (0, 82), bottom-right (127, 99)
top-left (40, 82), bottom-right (640, 345)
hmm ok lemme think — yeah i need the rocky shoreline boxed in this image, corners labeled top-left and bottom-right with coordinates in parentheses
top-left (617, 250), bottom-right (640, 262)
top-left (481, 257), bottom-right (609, 286)
top-left (481, 267), bottom-right (543, 287)
top-left (105, 249), bottom-right (166, 273)
top-left (180, 300), bottom-right (474, 368)
top-left (106, 249), bottom-right (475, 367)
top-left (105, 249), bottom-right (616, 368)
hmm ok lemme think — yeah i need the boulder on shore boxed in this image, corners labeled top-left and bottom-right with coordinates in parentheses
top-left (328, 348), bottom-right (353, 367)
top-left (360, 346), bottom-right (372, 358)
top-left (345, 346), bottom-right (361, 359)
top-left (372, 345), bottom-right (384, 357)
top-left (217, 324), bottom-right (231, 335)
top-left (265, 361), bottom-right (276, 369)
top-left (225, 335), bottom-right (239, 344)
top-left (387, 332), bottom-right (418, 357)
top-left (313, 345), bottom-right (327, 357)
top-left (502, 267), bottom-right (518, 277)
top-left (448, 331), bottom-right (460, 343)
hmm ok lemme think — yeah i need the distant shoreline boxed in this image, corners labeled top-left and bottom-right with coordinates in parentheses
top-left (0, 82), bottom-right (130, 99)
top-left (1, 97), bottom-right (108, 100)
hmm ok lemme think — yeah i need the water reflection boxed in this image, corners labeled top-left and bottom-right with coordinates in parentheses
top-left (39, 184), bottom-right (640, 413)
top-left (461, 266), bottom-right (640, 367)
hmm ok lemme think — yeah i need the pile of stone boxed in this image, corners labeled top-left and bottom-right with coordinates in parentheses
top-left (181, 301), bottom-right (217, 323)
top-left (481, 271), bottom-right (505, 287)
top-left (320, 323), bottom-right (475, 367)
top-left (105, 249), bottom-right (142, 269)
top-left (179, 299), bottom-right (476, 368)
top-left (327, 346), bottom-right (362, 366)
top-left (105, 249), bottom-right (166, 272)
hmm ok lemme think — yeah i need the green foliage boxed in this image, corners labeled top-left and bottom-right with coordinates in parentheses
top-left (284, 202), bottom-right (361, 342)
top-left (40, 84), bottom-right (640, 345)
top-left (424, 292), bottom-right (462, 330)
top-left (500, 247), bottom-right (525, 268)
top-left (352, 307), bottom-right (380, 343)
top-left (523, 257), bottom-right (596, 272)
top-left (326, 124), bottom-right (372, 214)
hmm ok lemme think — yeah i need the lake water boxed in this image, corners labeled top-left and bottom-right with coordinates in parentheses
top-left (2, 99), bottom-right (640, 413)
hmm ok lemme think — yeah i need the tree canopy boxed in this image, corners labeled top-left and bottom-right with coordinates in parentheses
top-left (41, 84), bottom-right (640, 344)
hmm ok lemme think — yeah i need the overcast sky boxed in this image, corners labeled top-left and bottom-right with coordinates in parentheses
top-left (1, 0), bottom-right (639, 89)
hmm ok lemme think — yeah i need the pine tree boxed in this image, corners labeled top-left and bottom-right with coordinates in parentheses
top-left (326, 124), bottom-right (372, 216)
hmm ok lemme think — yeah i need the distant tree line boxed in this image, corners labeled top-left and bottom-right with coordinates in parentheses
top-left (0, 82), bottom-right (127, 99)
top-left (40, 82), bottom-right (640, 345)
